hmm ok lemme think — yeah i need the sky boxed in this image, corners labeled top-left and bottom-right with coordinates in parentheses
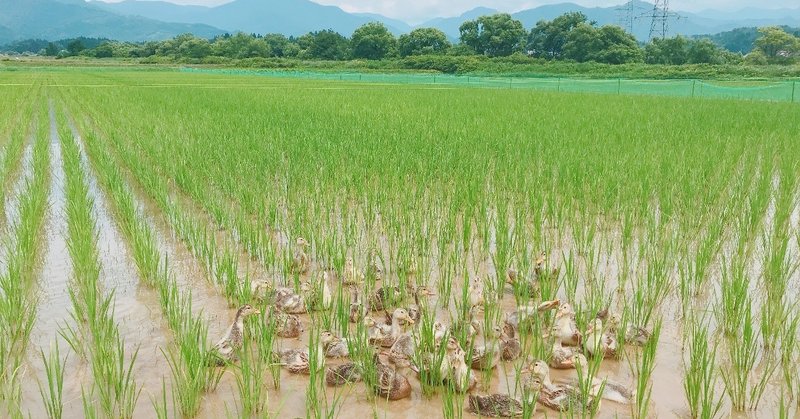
top-left (96, 0), bottom-right (800, 24)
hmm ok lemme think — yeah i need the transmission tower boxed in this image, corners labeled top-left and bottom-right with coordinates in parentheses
top-left (648, 0), bottom-right (670, 40)
top-left (616, 1), bottom-right (636, 34)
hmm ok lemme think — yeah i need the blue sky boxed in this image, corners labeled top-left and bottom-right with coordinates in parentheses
top-left (95, 0), bottom-right (800, 24)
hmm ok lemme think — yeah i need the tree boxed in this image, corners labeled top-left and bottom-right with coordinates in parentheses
top-left (754, 26), bottom-right (799, 63)
top-left (263, 34), bottom-right (291, 57)
top-left (178, 37), bottom-right (213, 59)
top-left (527, 12), bottom-right (588, 59)
top-left (563, 24), bottom-right (641, 64)
top-left (351, 22), bottom-right (396, 59)
top-left (305, 30), bottom-right (350, 60)
top-left (398, 28), bottom-right (450, 57)
top-left (459, 13), bottom-right (525, 57)
top-left (66, 39), bottom-right (84, 56)
top-left (644, 36), bottom-right (689, 64)
top-left (213, 33), bottom-right (269, 59)
top-left (686, 39), bottom-right (722, 64)
top-left (92, 42), bottom-right (115, 58)
top-left (44, 42), bottom-right (59, 56)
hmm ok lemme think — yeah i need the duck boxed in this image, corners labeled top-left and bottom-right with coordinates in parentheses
top-left (364, 315), bottom-right (392, 345)
top-left (369, 285), bottom-right (401, 312)
top-left (274, 286), bottom-right (307, 314)
top-left (584, 318), bottom-right (617, 359)
top-left (348, 286), bottom-right (367, 323)
top-left (407, 285), bottom-right (436, 323)
top-left (551, 303), bottom-right (582, 346)
top-left (291, 237), bottom-right (310, 274)
top-left (573, 354), bottom-right (634, 405)
top-left (265, 307), bottom-right (303, 339)
top-left (448, 349), bottom-right (478, 393)
top-left (249, 279), bottom-right (273, 301)
top-left (433, 321), bottom-right (448, 346)
top-left (467, 304), bottom-right (485, 338)
top-left (317, 271), bottom-right (333, 310)
top-left (468, 394), bottom-right (524, 418)
top-left (503, 299), bottom-right (560, 338)
top-left (608, 313), bottom-right (650, 346)
top-left (388, 332), bottom-right (415, 367)
top-left (549, 340), bottom-right (578, 369)
top-left (321, 331), bottom-right (350, 358)
top-left (343, 257), bottom-right (364, 286)
top-left (505, 267), bottom-right (540, 298)
top-left (376, 308), bottom-right (414, 348)
top-left (276, 341), bottom-right (325, 375)
top-left (529, 360), bottom-right (588, 412)
top-left (532, 252), bottom-right (560, 280)
top-left (470, 326), bottom-right (502, 371)
top-left (326, 362), bottom-right (363, 386)
top-left (374, 354), bottom-right (412, 400)
top-left (209, 304), bottom-right (260, 365)
top-left (468, 279), bottom-right (485, 308)
top-left (500, 328), bottom-right (521, 361)
top-left (367, 249), bottom-right (384, 281)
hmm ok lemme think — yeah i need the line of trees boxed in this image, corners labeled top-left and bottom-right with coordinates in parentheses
top-left (35, 12), bottom-right (800, 66)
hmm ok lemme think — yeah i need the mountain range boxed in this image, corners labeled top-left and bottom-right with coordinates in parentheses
top-left (1, 0), bottom-right (799, 47)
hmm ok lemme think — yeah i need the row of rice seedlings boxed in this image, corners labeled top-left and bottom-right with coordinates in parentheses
top-left (0, 100), bottom-right (33, 222)
top-left (57, 112), bottom-right (141, 418)
top-left (69, 110), bottom-right (219, 418)
top-left (683, 314), bottom-right (724, 419)
top-left (0, 100), bottom-right (50, 416)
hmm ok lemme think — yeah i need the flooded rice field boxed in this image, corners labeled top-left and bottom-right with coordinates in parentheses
top-left (1, 70), bottom-right (799, 418)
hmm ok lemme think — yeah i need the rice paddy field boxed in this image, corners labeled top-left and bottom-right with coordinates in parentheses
top-left (0, 66), bottom-right (799, 418)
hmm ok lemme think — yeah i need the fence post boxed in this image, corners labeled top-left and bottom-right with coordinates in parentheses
top-left (557, 77), bottom-right (561, 92)
top-left (509, 78), bottom-right (512, 89)
top-left (792, 81), bottom-right (796, 103)
top-left (692, 80), bottom-right (696, 98)
top-left (617, 78), bottom-right (621, 94)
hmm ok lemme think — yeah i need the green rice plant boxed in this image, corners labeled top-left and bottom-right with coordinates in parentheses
top-left (37, 343), bottom-right (67, 419)
top-left (683, 315), bottom-right (723, 419)
top-left (235, 345), bottom-right (268, 416)
top-left (629, 319), bottom-right (661, 418)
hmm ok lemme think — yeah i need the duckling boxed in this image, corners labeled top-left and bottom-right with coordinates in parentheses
top-left (209, 304), bottom-right (260, 365)
top-left (326, 362), bottom-right (363, 386)
top-left (552, 303), bottom-right (582, 346)
top-left (549, 340), bottom-right (578, 369)
top-left (573, 354), bottom-right (634, 405)
top-left (265, 307), bottom-right (303, 339)
top-left (369, 285), bottom-right (400, 312)
top-left (468, 394), bottom-right (524, 418)
top-left (275, 287), bottom-right (307, 314)
top-left (470, 326), bottom-right (502, 371)
top-left (376, 308), bottom-right (414, 348)
top-left (433, 321), bottom-right (448, 345)
top-left (374, 354), bottom-right (412, 400)
top-left (321, 331), bottom-right (350, 358)
top-left (343, 257), bottom-right (365, 286)
top-left (584, 318), bottom-right (617, 359)
top-left (608, 313), bottom-right (650, 346)
top-left (408, 285), bottom-right (436, 323)
top-left (500, 328), bottom-right (521, 361)
top-left (291, 237), bottom-right (310, 274)
top-left (318, 271), bottom-right (333, 310)
top-left (467, 304), bottom-right (485, 338)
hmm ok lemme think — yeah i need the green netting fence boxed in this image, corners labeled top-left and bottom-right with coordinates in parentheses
top-left (181, 67), bottom-right (799, 103)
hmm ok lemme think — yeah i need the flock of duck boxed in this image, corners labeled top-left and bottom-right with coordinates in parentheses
top-left (208, 238), bottom-right (649, 417)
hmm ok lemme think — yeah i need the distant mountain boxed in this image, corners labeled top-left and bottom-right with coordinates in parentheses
top-left (94, 0), bottom-right (411, 36)
top-left (418, 1), bottom-right (800, 42)
top-left (0, 0), bottom-right (223, 45)
top-left (420, 7), bottom-right (498, 41)
top-left (695, 26), bottom-right (800, 54)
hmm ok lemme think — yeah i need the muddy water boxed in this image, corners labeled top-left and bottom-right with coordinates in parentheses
top-left (22, 102), bottom-right (87, 418)
top-left (65, 117), bottom-right (177, 415)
